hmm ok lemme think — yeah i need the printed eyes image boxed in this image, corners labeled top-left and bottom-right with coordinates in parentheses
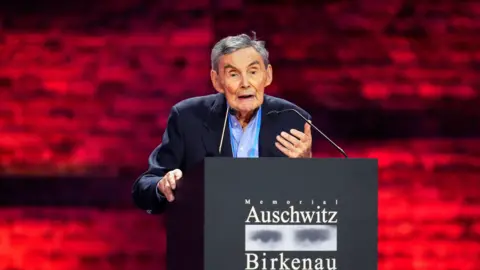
top-left (245, 225), bottom-right (337, 251)
top-left (295, 228), bottom-right (331, 247)
top-left (251, 230), bottom-right (282, 243)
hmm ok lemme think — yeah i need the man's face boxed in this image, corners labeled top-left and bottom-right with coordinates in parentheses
top-left (211, 47), bottom-right (273, 115)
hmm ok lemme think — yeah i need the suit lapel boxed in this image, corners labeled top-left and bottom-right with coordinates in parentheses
top-left (202, 94), bottom-right (233, 157)
top-left (202, 94), bottom-right (283, 158)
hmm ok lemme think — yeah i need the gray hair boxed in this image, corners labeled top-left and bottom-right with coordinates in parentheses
top-left (210, 32), bottom-right (270, 72)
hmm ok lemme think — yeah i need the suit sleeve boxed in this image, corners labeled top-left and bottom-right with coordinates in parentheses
top-left (131, 106), bottom-right (184, 214)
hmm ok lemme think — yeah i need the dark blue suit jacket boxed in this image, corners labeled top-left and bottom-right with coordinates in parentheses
top-left (131, 93), bottom-right (311, 214)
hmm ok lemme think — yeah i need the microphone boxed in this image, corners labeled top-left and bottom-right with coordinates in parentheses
top-left (267, 109), bottom-right (348, 158)
top-left (218, 106), bottom-right (234, 154)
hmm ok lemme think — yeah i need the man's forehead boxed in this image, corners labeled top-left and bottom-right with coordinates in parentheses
top-left (220, 47), bottom-right (263, 68)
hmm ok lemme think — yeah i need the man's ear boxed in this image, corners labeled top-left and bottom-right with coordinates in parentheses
top-left (265, 64), bottom-right (273, 87)
top-left (210, 69), bottom-right (224, 93)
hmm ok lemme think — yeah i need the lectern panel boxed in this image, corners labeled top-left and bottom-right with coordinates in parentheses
top-left (202, 157), bottom-right (377, 270)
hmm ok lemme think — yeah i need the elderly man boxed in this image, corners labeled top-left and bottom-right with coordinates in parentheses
top-left (132, 33), bottom-right (312, 214)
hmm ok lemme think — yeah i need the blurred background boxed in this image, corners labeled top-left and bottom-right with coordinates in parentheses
top-left (0, 0), bottom-right (479, 269)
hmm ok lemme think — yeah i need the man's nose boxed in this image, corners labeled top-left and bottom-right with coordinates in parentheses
top-left (241, 76), bottom-right (249, 88)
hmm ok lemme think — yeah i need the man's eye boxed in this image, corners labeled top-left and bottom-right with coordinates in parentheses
top-left (295, 229), bottom-right (330, 243)
top-left (251, 230), bottom-right (282, 243)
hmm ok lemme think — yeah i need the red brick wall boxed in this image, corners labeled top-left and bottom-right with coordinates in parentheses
top-left (0, 208), bottom-right (165, 270)
top-left (0, 0), bottom-right (479, 269)
top-left (0, 31), bottom-right (213, 177)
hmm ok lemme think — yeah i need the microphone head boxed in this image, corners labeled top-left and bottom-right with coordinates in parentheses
top-left (228, 107), bottom-right (237, 115)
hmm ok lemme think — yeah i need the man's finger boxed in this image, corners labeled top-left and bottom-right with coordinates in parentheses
top-left (165, 169), bottom-right (183, 191)
top-left (290, 129), bottom-right (305, 141)
top-left (275, 142), bottom-right (291, 157)
top-left (280, 131), bottom-right (300, 146)
top-left (275, 141), bottom-right (302, 158)
top-left (165, 172), bottom-right (176, 190)
top-left (277, 135), bottom-right (294, 150)
top-left (171, 169), bottom-right (183, 181)
top-left (161, 180), bottom-right (175, 202)
top-left (304, 121), bottom-right (312, 137)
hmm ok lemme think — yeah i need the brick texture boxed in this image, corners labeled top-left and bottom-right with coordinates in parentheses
top-left (0, 140), bottom-right (479, 270)
top-left (0, 208), bottom-right (165, 270)
top-left (0, 0), bottom-right (479, 269)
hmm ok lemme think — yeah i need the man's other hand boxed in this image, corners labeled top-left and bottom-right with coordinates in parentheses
top-left (157, 169), bottom-right (183, 202)
top-left (275, 121), bottom-right (312, 158)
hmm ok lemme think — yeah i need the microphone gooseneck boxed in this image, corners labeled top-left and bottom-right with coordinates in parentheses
top-left (267, 109), bottom-right (348, 158)
top-left (218, 106), bottom-right (230, 154)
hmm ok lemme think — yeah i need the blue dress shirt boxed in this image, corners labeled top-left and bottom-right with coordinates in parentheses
top-left (228, 106), bottom-right (262, 158)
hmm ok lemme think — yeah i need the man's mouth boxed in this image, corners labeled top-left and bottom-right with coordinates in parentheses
top-left (238, 94), bottom-right (254, 99)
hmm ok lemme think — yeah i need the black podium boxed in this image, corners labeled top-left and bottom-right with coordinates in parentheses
top-left (166, 157), bottom-right (378, 270)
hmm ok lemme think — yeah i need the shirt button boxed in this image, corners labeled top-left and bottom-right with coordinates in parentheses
top-left (240, 147), bottom-right (243, 150)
